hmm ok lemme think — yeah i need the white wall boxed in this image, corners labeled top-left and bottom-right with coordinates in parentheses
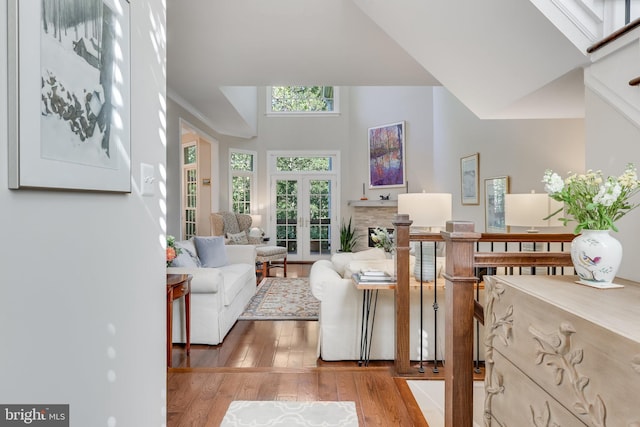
top-left (213, 85), bottom-right (586, 237)
top-left (0, 1), bottom-right (167, 425)
top-left (433, 87), bottom-right (585, 232)
top-left (216, 86), bottom-right (436, 225)
top-left (585, 88), bottom-right (640, 281)
top-left (166, 98), bottom-right (224, 238)
top-left (348, 87), bottom-right (435, 200)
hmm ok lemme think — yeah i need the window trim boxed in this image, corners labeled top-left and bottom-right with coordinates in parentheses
top-left (267, 150), bottom-right (338, 174)
top-left (265, 86), bottom-right (340, 117)
top-left (229, 148), bottom-right (257, 213)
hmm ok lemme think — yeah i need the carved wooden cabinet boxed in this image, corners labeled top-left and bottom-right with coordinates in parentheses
top-left (484, 275), bottom-right (640, 426)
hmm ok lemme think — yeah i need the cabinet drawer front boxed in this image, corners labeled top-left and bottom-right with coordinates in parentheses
top-left (172, 285), bottom-right (188, 299)
top-left (486, 350), bottom-right (586, 426)
top-left (485, 277), bottom-right (640, 426)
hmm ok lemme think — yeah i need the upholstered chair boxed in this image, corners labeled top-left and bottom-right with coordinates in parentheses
top-left (210, 212), bottom-right (262, 245)
top-left (210, 211), bottom-right (287, 279)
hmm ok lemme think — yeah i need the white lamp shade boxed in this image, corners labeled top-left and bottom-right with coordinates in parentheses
top-left (250, 214), bottom-right (262, 228)
top-left (505, 193), bottom-right (564, 228)
top-left (398, 193), bottom-right (452, 228)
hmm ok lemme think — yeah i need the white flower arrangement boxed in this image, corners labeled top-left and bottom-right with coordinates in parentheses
top-left (370, 227), bottom-right (394, 252)
top-left (542, 164), bottom-right (640, 233)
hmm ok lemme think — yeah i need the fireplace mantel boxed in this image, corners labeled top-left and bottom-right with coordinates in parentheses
top-left (347, 200), bottom-right (397, 251)
top-left (348, 200), bottom-right (398, 207)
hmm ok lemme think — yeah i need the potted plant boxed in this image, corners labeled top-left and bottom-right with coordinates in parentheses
top-left (339, 217), bottom-right (358, 252)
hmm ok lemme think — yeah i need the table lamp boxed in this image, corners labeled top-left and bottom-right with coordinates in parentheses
top-left (397, 193), bottom-right (452, 232)
top-left (249, 214), bottom-right (264, 238)
top-left (505, 191), bottom-right (564, 233)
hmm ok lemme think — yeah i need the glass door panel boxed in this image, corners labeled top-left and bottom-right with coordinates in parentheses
top-left (275, 179), bottom-right (299, 257)
top-left (272, 175), bottom-right (336, 261)
top-left (183, 168), bottom-right (197, 239)
top-left (307, 178), bottom-right (332, 257)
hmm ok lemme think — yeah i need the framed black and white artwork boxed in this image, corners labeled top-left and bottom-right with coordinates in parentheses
top-left (8, 0), bottom-right (131, 192)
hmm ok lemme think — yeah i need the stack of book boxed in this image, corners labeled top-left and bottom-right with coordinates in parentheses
top-left (352, 270), bottom-right (396, 283)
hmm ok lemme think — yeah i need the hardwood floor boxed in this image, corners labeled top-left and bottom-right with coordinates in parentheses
top-left (167, 263), bottom-right (451, 426)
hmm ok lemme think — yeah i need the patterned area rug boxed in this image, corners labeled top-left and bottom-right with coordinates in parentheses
top-left (239, 277), bottom-right (319, 320)
top-left (221, 401), bottom-right (358, 426)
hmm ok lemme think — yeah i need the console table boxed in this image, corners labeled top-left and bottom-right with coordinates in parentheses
top-left (484, 275), bottom-right (640, 426)
top-left (351, 274), bottom-right (395, 366)
top-left (166, 274), bottom-right (192, 368)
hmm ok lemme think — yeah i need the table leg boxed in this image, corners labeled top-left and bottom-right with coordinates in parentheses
top-left (185, 291), bottom-right (191, 356)
top-left (359, 289), bottom-right (379, 367)
top-left (167, 289), bottom-right (173, 368)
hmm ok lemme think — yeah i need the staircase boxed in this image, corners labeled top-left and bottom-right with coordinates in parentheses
top-left (585, 18), bottom-right (640, 128)
top-left (352, 0), bottom-right (640, 127)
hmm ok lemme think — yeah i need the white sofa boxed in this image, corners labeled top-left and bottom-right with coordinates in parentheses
top-left (167, 238), bottom-right (256, 345)
top-left (310, 248), bottom-right (483, 362)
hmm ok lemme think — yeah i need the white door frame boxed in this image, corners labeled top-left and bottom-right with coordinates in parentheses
top-left (267, 151), bottom-right (341, 261)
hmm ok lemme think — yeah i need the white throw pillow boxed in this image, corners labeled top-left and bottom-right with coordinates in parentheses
top-left (194, 236), bottom-right (228, 268)
top-left (170, 251), bottom-right (199, 268)
top-left (226, 231), bottom-right (249, 245)
top-left (173, 239), bottom-right (201, 267)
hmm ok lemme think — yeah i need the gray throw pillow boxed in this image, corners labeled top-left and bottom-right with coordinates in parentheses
top-left (194, 236), bottom-right (228, 268)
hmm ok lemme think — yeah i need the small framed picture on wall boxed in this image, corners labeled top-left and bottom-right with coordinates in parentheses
top-left (460, 153), bottom-right (479, 205)
top-left (485, 176), bottom-right (509, 233)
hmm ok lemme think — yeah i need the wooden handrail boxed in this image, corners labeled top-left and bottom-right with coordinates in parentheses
top-left (411, 231), bottom-right (574, 243)
top-left (630, 76), bottom-right (640, 87)
top-left (586, 17), bottom-right (640, 53)
top-left (479, 232), bottom-right (574, 243)
top-left (474, 252), bottom-right (572, 268)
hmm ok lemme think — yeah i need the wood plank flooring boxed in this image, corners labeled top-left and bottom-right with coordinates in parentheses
top-left (166, 263), bottom-right (467, 426)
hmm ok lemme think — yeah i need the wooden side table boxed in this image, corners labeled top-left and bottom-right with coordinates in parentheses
top-left (166, 273), bottom-right (192, 368)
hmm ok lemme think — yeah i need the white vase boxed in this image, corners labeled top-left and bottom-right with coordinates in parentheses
top-left (571, 229), bottom-right (622, 287)
top-left (413, 241), bottom-right (436, 281)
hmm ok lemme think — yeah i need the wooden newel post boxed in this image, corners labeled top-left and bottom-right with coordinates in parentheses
top-left (393, 214), bottom-right (412, 374)
top-left (441, 221), bottom-right (481, 427)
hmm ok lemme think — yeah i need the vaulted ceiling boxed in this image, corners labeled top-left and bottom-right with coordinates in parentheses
top-left (167, 0), bottom-right (590, 138)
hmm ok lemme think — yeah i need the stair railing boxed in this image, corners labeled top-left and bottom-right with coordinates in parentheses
top-left (393, 217), bottom-right (575, 426)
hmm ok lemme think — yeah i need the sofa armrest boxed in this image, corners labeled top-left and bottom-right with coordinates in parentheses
top-left (166, 267), bottom-right (223, 293)
top-left (224, 244), bottom-right (257, 265)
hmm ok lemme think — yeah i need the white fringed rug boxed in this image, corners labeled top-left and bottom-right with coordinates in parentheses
top-left (221, 401), bottom-right (358, 426)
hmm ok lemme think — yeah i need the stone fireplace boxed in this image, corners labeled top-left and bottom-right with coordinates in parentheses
top-left (348, 200), bottom-right (398, 252)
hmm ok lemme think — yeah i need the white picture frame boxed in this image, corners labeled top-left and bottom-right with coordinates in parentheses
top-left (368, 121), bottom-right (406, 189)
top-left (460, 153), bottom-right (479, 205)
top-left (8, 0), bottom-right (131, 192)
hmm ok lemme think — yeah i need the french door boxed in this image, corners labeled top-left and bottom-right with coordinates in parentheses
top-left (270, 174), bottom-right (337, 261)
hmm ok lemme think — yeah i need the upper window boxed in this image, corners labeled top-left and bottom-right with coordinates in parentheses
top-left (276, 156), bottom-right (332, 172)
top-left (267, 86), bottom-right (339, 115)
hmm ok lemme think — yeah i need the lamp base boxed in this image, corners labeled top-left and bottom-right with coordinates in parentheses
top-left (249, 227), bottom-right (264, 239)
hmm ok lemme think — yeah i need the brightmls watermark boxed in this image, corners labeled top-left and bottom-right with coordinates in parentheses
top-left (0, 405), bottom-right (68, 426)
